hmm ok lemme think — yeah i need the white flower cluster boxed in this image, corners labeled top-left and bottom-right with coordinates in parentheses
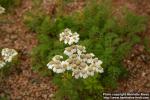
top-left (59, 28), bottom-right (79, 45)
top-left (0, 6), bottom-right (5, 14)
top-left (47, 55), bottom-right (67, 73)
top-left (64, 45), bottom-right (86, 56)
top-left (47, 28), bottom-right (104, 79)
top-left (0, 48), bottom-right (18, 69)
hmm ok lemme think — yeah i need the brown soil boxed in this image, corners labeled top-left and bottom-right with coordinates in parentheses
top-left (112, 0), bottom-right (150, 92)
top-left (0, 0), bottom-right (150, 99)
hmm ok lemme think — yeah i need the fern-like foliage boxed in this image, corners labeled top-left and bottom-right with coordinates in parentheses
top-left (24, 0), bottom-right (147, 99)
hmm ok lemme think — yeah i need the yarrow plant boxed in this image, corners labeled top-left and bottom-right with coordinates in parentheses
top-left (25, 0), bottom-right (147, 98)
top-left (0, 48), bottom-right (18, 69)
top-left (47, 28), bottom-right (104, 79)
top-left (0, 5), bottom-right (5, 14)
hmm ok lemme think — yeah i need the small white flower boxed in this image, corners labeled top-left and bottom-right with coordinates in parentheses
top-left (77, 50), bottom-right (82, 55)
top-left (66, 65), bottom-right (72, 70)
top-left (80, 70), bottom-right (88, 79)
top-left (74, 75), bottom-right (80, 79)
top-left (47, 61), bottom-right (54, 69)
top-left (47, 56), bottom-right (66, 73)
top-left (64, 50), bottom-right (73, 56)
top-left (55, 68), bottom-right (64, 73)
top-left (64, 39), bottom-right (68, 44)
top-left (59, 28), bottom-right (80, 45)
top-left (96, 60), bottom-right (103, 66)
top-left (53, 67), bottom-right (58, 73)
top-left (91, 58), bottom-right (102, 65)
top-left (64, 28), bottom-right (72, 34)
top-left (87, 67), bottom-right (95, 76)
top-left (73, 32), bottom-right (79, 43)
top-left (61, 61), bottom-right (70, 69)
top-left (59, 32), bottom-right (65, 41)
top-left (68, 39), bottom-right (73, 45)
top-left (0, 6), bottom-right (5, 14)
top-left (87, 59), bottom-right (93, 64)
top-left (72, 70), bottom-right (80, 79)
top-left (1, 48), bottom-right (18, 62)
top-left (52, 55), bottom-right (63, 61)
top-left (88, 71), bottom-right (95, 76)
top-left (0, 60), bottom-right (6, 69)
top-left (82, 74), bottom-right (88, 79)
top-left (64, 47), bottom-right (76, 56)
top-left (3, 56), bottom-right (12, 62)
top-left (96, 67), bottom-right (104, 73)
top-left (52, 64), bottom-right (65, 73)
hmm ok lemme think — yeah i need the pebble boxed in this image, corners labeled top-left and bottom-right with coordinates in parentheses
top-left (145, 81), bottom-right (150, 88)
top-left (42, 94), bottom-right (48, 99)
top-left (49, 93), bottom-right (54, 98)
top-left (141, 72), bottom-right (146, 77)
top-left (10, 35), bottom-right (18, 40)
